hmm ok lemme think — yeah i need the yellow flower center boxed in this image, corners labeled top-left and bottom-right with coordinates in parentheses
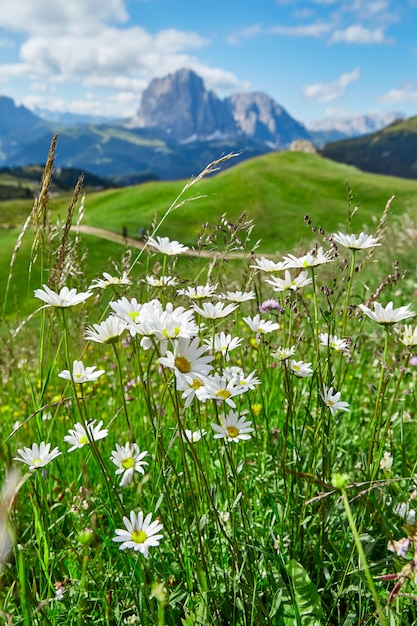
top-left (216, 389), bottom-right (231, 400)
top-left (32, 458), bottom-right (42, 466)
top-left (227, 426), bottom-right (239, 438)
top-left (79, 435), bottom-right (89, 445)
top-left (327, 399), bottom-right (334, 407)
top-left (129, 311), bottom-right (139, 321)
top-left (75, 373), bottom-right (82, 380)
top-left (122, 456), bottom-right (135, 469)
top-left (190, 378), bottom-right (203, 390)
top-left (131, 530), bottom-right (147, 544)
top-left (175, 356), bottom-right (191, 373)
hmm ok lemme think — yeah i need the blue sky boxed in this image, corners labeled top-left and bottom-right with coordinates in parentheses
top-left (0, 0), bottom-right (416, 125)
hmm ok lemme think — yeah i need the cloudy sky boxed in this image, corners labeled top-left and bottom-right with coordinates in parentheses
top-left (0, 0), bottom-right (416, 125)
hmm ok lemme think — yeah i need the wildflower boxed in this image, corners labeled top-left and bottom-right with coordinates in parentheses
top-left (211, 410), bottom-right (254, 443)
top-left (319, 385), bottom-right (350, 416)
top-left (395, 324), bottom-right (417, 346)
top-left (271, 346), bottom-right (296, 362)
top-left (332, 231), bottom-right (380, 250)
top-left (393, 502), bottom-right (416, 526)
top-left (110, 297), bottom-right (142, 325)
top-left (259, 299), bottom-right (284, 313)
top-left (243, 314), bottom-right (280, 334)
top-left (359, 301), bottom-right (415, 326)
top-left (144, 275), bottom-right (178, 287)
top-left (283, 247), bottom-right (333, 269)
top-left (177, 283), bottom-right (218, 300)
top-left (147, 235), bottom-right (189, 256)
top-left (181, 429), bottom-right (206, 443)
top-left (64, 420), bottom-right (108, 452)
top-left (110, 443), bottom-right (148, 487)
top-left (388, 537), bottom-right (411, 558)
top-left (14, 442), bottom-right (61, 470)
top-left (85, 316), bottom-right (127, 344)
top-left (265, 270), bottom-right (312, 292)
top-left (289, 360), bottom-right (313, 377)
top-left (250, 257), bottom-right (288, 272)
top-left (319, 333), bottom-right (350, 353)
top-left (380, 451), bottom-right (393, 471)
top-left (199, 373), bottom-right (248, 408)
top-left (193, 301), bottom-right (238, 319)
top-left (204, 332), bottom-right (243, 360)
top-left (219, 290), bottom-right (256, 302)
top-left (224, 366), bottom-right (261, 389)
top-left (112, 510), bottom-right (163, 556)
top-left (58, 360), bottom-right (105, 383)
top-left (158, 337), bottom-right (213, 387)
top-left (90, 271), bottom-right (131, 289)
top-left (34, 284), bottom-right (93, 308)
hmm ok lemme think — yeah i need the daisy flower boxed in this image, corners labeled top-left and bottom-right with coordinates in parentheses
top-left (265, 270), bottom-right (312, 292)
top-left (199, 373), bottom-right (247, 408)
top-left (90, 272), bottom-right (131, 289)
top-left (250, 257), bottom-right (289, 273)
top-left (176, 377), bottom-right (207, 408)
top-left (158, 337), bottom-right (213, 387)
top-left (147, 235), bottom-right (189, 256)
top-left (319, 333), bottom-right (350, 353)
top-left (110, 297), bottom-right (142, 325)
top-left (395, 324), bottom-right (417, 346)
top-left (192, 301), bottom-right (238, 319)
top-left (283, 247), bottom-right (333, 269)
top-left (110, 443), bottom-right (148, 487)
top-left (144, 275), bottom-right (178, 288)
top-left (14, 442), bottom-right (61, 470)
top-left (112, 510), bottom-right (163, 556)
top-left (271, 346), bottom-right (296, 362)
top-left (64, 420), bottom-right (108, 452)
top-left (242, 314), bottom-right (280, 334)
top-left (319, 385), bottom-right (350, 416)
top-left (224, 366), bottom-right (261, 389)
top-left (34, 284), bottom-right (93, 308)
top-left (58, 360), bottom-right (105, 383)
top-left (204, 332), bottom-right (243, 360)
top-left (289, 360), bottom-right (313, 378)
top-left (219, 290), bottom-right (256, 303)
top-left (212, 410), bottom-right (254, 443)
top-left (181, 429), bottom-right (207, 443)
top-left (332, 232), bottom-right (380, 250)
top-left (85, 316), bottom-right (127, 344)
top-left (177, 284), bottom-right (218, 300)
top-left (359, 301), bottom-right (415, 326)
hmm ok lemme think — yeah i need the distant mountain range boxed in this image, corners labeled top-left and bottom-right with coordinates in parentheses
top-left (0, 69), bottom-right (411, 183)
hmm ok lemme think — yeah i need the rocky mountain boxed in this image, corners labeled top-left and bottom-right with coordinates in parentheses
top-left (225, 92), bottom-right (310, 148)
top-left (0, 96), bottom-right (49, 160)
top-left (129, 68), bottom-right (238, 141)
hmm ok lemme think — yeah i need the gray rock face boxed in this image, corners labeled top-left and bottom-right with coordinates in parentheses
top-left (133, 68), bottom-right (238, 141)
top-left (225, 92), bottom-right (310, 148)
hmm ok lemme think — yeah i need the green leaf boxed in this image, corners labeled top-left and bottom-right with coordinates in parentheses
top-left (286, 559), bottom-right (323, 625)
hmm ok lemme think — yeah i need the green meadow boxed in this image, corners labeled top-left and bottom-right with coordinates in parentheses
top-left (1, 148), bottom-right (417, 625)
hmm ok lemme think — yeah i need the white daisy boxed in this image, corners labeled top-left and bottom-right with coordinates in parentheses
top-left (211, 410), bottom-right (254, 443)
top-left (158, 337), bottom-right (213, 387)
top-left (283, 247), bottom-right (333, 269)
top-left (319, 385), bottom-right (350, 416)
top-left (204, 332), bottom-right (243, 360)
top-left (395, 324), bottom-right (417, 346)
top-left (64, 420), bottom-right (108, 452)
top-left (147, 235), bottom-right (189, 256)
top-left (192, 301), bottom-right (238, 319)
top-left (85, 316), bottom-right (127, 344)
top-left (110, 297), bottom-right (142, 325)
top-left (34, 284), bottom-right (93, 308)
top-left (144, 275), bottom-right (178, 288)
top-left (14, 442), bottom-right (61, 471)
top-left (250, 257), bottom-right (289, 273)
top-left (58, 360), bottom-right (105, 383)
top-left (219, 290), bottom-right (256, 302)
top-left (319, 333), bottom-right (350, 353)
top-left (110, 443), bottom-right (148, 487)
top-left (271, 346), bottom-right (296, 362)
top-left (199, 373), bottom-right (248, 408)
top-left (112, 510), bottom-right (163, 556)
top-left (265, 270), bottom-right (312, 292)
top-left (242, 314), bottom-right (280, 334)
top-left (224, 366), bottom-right (261, 390)
top-left (332, 232), bottom-right (380, 250)
top-left (177, 284), bottom-right (218, 300)
top-left (289, 360), bottom-right (313, 378)
top-left (90, 272), bottom-right (131, 289)
top-left (359, 301), bottom-right (415, 326)
top-left (181, 429), bottom-right (207, 443)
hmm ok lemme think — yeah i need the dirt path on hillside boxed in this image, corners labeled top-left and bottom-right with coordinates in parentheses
top-left (72, 224), bottom-right (254, 259)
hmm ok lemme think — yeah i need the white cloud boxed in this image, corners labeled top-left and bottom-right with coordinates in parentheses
top-left (377, 84), bottom-right (417, 104)
top-left (271, 21), bottom-right (332, 37)
top-left (330, 24), bottom-right (392, 44)
top-left (302, 67), bottom-right (361, 103)
top-left (227, 24), bottom-right (263, 45)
